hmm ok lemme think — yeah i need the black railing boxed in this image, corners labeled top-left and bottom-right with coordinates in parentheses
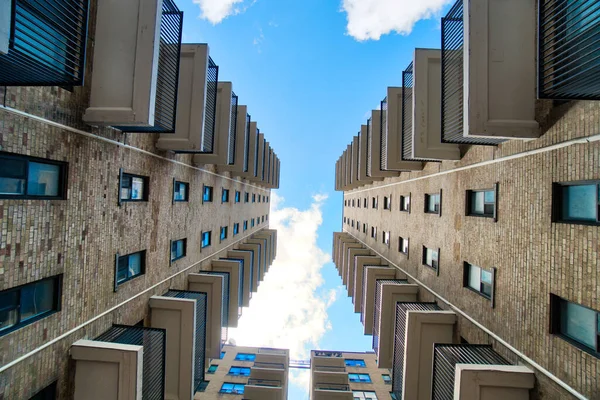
top-left (118, 0), bottom-right (182, 133)
top-left (401, 63), bottom-right (415, 161)
top-left (0, 0), bottom-right (89, 86)
top-left (313, 365), bottom-right (346, 372)
top-left (392, 302), bottom-right (441, 396)
top-left (228, 92), bottom-right (238, 164)
top-left (380, 97), bottom-right (388, 170)
top-left (202, 57), bottom-right (219, 151)
top-left (243, 113), bottom-right (251, 172)
top-left (539, 0), bottom-right (600, 99)
top-left (366, 118), bottom-right (372, 177)
top-left (96, 325), bottom-right (166, 400)
top-left (254, 128), bottom-right (260, 177)
top-left (441, 0), bottom-right (503, 145)
top-left (261, 139), bottom-right (267, 180)
top-left (372, 279), bottom-right (408, 352)
top-left (163, 290), bottom-right (208, 393)
top-left (314, 383), bottom-right (350, 391)
top-left (432, 344), bottom-right (510, 399)
top-left (253, 362), bottom-right (285, 369)
top-left (247, 379), bottom-right (281, 388)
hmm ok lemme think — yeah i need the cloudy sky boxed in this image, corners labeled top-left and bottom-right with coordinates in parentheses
top-left (180, 0), bottom-right (452, 397)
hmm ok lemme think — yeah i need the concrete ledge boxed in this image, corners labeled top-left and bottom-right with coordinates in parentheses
top-left (212, 259), bottom-right (242, 327)
top-left (362, 266), bottom-right (398, 335)
top-left (353, 256), bottom-right (382, 313)
top-left (345, 248), bottom-right (371, 289)
top-left (187, 273), bottom-right (224, 359)
top-left (454, 364), bottom-right (535, 400)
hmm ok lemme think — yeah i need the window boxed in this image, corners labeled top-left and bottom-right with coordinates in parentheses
top-left (119, 171), bottom-right (149, 202)
top-left (263, 195), bottom-right (266, 202)
top-left (399, 237), bottom-right (409, 256)
top-left (228, 366), bottom-right (251, 376)
top-left (364, 198), bottom-right (368, 208)
top-left (348, 373), bottom-right (371, 383)
top-left (202, 185), bottom-right (213, 203)
top-left (222, 188), bottom-right (230, 203)
top-left (422, 246), bottom-right (439, 273)
top-left (243, 220), bottom-right (248, 231)
top-left (383, 196), bottom-right (391, 210)
top-left (353, 391), bottom-right (378, 400)
top-left (115, 251), bottom-right (145, 287)
top-left (425, 192), bottom-right (441, 214)
top-left (251, 218), bottom-right (255, 228)
top-left (344, 359), bottom-right (366, 367)
top-left (345, 200), bottom-right (347, 207)
top-left (202, 231), bottom-right (211, 248)
top-left (344, 217), bottom-right (347, 224)
top-left (266, 196), bottom-right (269, 203)
top-left (207, 365), bottom-right (218, 374)
top-left (383, 231), bottom-right (390, 247)
top-left (352, 220), bottom-right (355, 228)
top-left (261, 215), bottom-right (265, 223)
top-left (363, 224), bottom-right (368, 234)
top-left (220, 351), bottom-right (226, 359)
top-left (357, 221), bottom-right (360, 231)
top-left (358, 199), bottom-right (361, 208)
top-left (197, 381), bottom-right (209, 392)
top-left (29, 381), bottom-right (57, 400)
top-left (252, 193), bottom-right (256, 203)
top-left (553, 181), bottom-right (600, 225)
top-left (220, 383), bottom-right (245, 394)
top-left (173, 180), bottom-right (189, 202)
top-left (550, 295), bottom-right (600, 356)
top-left (400, 194), bottom-right (410, 212)
top-left (352, 199), bottom-right (355, 207)
top-left (0, 152), bottom-right (67, 199)
top-left (382, 374), bottom-right (391, 384)
top-left (0, 275), bottom-right (62, 336)
top-left (235, 191), bottom-right (241, 203)
top-left (466, 185), bottom-right (497, 219)
top-left (371, 226), bottom-right (377, 239)
top-left (220, 226), bottom-right (228, 242)
top-left (372, 196), bottom-right (378, 209)
top-left (258, 195), bottom-right (261, 203)
top-left (233, 223), bottom-right (240, 236)
top-left (235, 353), bottom-right (256, 361)
top-left (170, 239), bottom-right (186, 262)
top-left (244, 192), bottom-right (249, 203)
top-left (463, 263), bottom-right (494, 300)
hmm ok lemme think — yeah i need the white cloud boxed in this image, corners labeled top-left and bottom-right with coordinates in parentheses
top-left (193, 0), bottom-right (255, 24)
top-left (341, 0), bottom-right (453, 41)
top-left (228, 192), bottom-right (332, 397)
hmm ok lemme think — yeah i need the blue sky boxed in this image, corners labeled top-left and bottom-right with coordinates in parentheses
top-left (181, 0), bottom-right (453, 397)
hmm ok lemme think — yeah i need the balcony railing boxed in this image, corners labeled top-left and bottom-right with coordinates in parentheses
top-left (441, 0), bottom-right (504, 145)
top-left (366, 118), bottom-right (372, 177)
top-left (313, 365), bottom-right (346, 373)
top-left (203, 271), bottom-right (230, 328)
top-left (228, 92), bottom-right (239, 165)
top-left (96, 325), bottom-right (166, 400)
top-left (243, 113), bottom-right (251, 172)
top-left (379, 97), bottom-right (388, 170)
top-left (431, 344), bottom-right (510, 399)
top-left (0, 0), bottom-right (89, 86)
top-left (258, 348), bottom-right (287, 355)
top-left (201, 57), bottom-right (219, 151)
top-left (373, 279), bottom-right (409, 352)
top-left (401, 63), bottom-right (415, 161)
top-left (539, 0), bottom-right (600, 99)
top-left (247, 379), bottom-right (281, 388)
top-left (253, 362), bottom-right (285, 370)
top-left (314, 383), bottom-right (350, 392)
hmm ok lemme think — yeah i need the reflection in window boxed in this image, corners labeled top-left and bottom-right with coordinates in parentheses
top-left (173, 180), bottom-right (189, 202)
top-left (116, 251), bottom-right (145, 285)
top-left (464, 263), bottom-right (493, 299)
top-left (171, 239), bottom-right (186, 262)
top-left (554, 182), bottom-right (599, 224)
top-left (120, 173), bottom-right (148, 201)
top-left (551, 294), bottom-right (600, 355)
top-left (0, 153), bottom-right (65, 199)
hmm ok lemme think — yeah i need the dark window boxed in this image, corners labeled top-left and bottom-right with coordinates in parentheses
top-left (222, 188), bottom-right (230, 203)
top-left (170, 239), bottom-right (186, 262)
top-left (371, 226), bottom-right (377, 239)
top-left (358, 199), bottom-right (361, 208)
top-left (463, 262), bottom-right (494, 301)
top-left (364, 198), bottom-right (368, 208)
top-left (197, 381), bottom-right (209, 392)
top-left (352, 220), bottom-right (355, 228)
top-left (399, 237), bottom-right (409, 256)
top-left (220, 383), bottom-right (245, 394)
top-left (220, 351), bottom-right (226, 359)
top-left (266, 196), bottom-right (269, 203)
top-left (261, 215), bottom-right (265, 223)
top-left (382, 374), bottom-right (391, 384)
top-left (344, 217), bottom-right (347, 224)
top-left (344, 359), bottom-right (366, 367)
top-left (235, 191), bottom-right (241, 203)
top-left (466, 185), bottom-right (497, 219)
top-left (244, 192), bottom-right (249, 203)
top-left (228, 366), bottom-right (251, 376)
top-left (202, 231), bottom-right (212, 248)
top-left (372, 196), bottom-right (378, 209)
top-left (363, 224), bottom-right (368, 234)
top-left (207, 365), bottom-right (218, 374)
top-left (0, 276), bottom-right (62, 336)
top-left (550, 294), bottom-right (600, 357)
top-left (252, 194), bottom-right (256, 203)
top-left (29, 381), bottom-right (57, 400)
top-left (383, 231), bottom-right (390, 247)
top-left (422, 246), bottom-right (439, 273)
top-left (251, 218), bottom-right (255, 228)
top-left (400, 194), bottom-right (411, 212)
top-left (0, 152), bottom-right (67, 200)
top-left (348, 373), bottom-right (371, 383)
top-left (119, 171), bottom-right (149, 202)
top-left (383, 196), bottom-right (391, 210)
top-left (425, 192), bottom-right (441, 214)
top-left (173, 180), bottom-right (189, 202)
top-left (115, 251), bottom-right (145, 288)
top-left (357, 221), bottom-right (360, 230)
top-left (243, 221), bottom-right (248, 231)
top-left (233, 223), bottom-right (240, 236)
top-left (352, 199), bottom-right (355, 207)
top-left (353, 392), bottom-right (378, 400)
top-left (203, 185), bottom-right (213, 203)
top-left (553, 181), bottom-right (600, 225)
top-left (220, 226), bottom-right (228, 241)
top-left (235, 353), bottom-right (256, 361)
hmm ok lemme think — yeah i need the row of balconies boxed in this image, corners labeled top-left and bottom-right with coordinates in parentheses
top-left (0, 0), bottom-right (279, 189)
top-left (70, 229), bottom-right (278, 400)
top-left (335, 0), bottom-right (600, 191)
top-left (330, 232), bottom-right (536, 400)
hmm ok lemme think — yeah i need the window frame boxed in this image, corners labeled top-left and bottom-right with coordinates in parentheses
top-left (462, 262), bottom-right (496, 306)
top-left (221, 188), bottom-right (230, 203)
top-left (344, 359), bottom-right (366, 367)
top-left (202, 185), bottom-right (213, 203)
top-left (383, 195), bottom-right (391, 210)
top-left (382, 374), bottom-right (391, 385)
top-left (233, 223), bottom-right (240, 236)
top-left (170, 238), bottom-right (187, 264)
top-left (219, 382), bottom-right (245, 394)
top-left (243, 220), bottom-right (248, 231)
top-left (251, 218), bottom-right (255, 228)
top-left (399, 237), bottom-right (409, 258)
top-left (399, 193), bottom-right (411, 213)
top-left (201, 231), bottom-right (212, 248)
top-left (552, 180), bottom-right (600, 226)
top-left (372, 196), bottom-right (378, 209)
top-left (228, 366), bottom-right (251, 376)
top-left (371, 226), bottom-right (377, 239)
top-left (0, 151), bottom-right (68, 200)
top-left (353, 391), bottom-right (378, 400)
top-left (550, 294), bottom-right (600, 357)
top-left (118, 170), bottom-right (149, 204)
top-left (220, 226), bottom-right (228, 242)
top-left (207, 364), bottom-right (218, 374)
top-left (252, 193), bottom-right (256, 203)
top-left (0, 275), bottom-right (62, 337)
top-left (422, 246), bottom-right (440, 275)
top-left (172, 179), bottom-right (189, 203)
top-left (234, 352), bottom-right (257, 361)
top-left (244, 192), bottom-right (249, 203)
top-left (348, 373), bottom-right (371, 383)
top-left (424, 190), bottom-right (442, 215)
top-left (382, 231), bottom-right (390, 247)
top-left (114, 251), bottom-right (146, 290)
top-left (465, 183), bottom-right (498, 221)
top-left (235, 191), bottom-right (241, 203)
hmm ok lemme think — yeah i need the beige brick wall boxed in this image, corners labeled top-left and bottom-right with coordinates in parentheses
top-left (341, 101), bottom-right (600, 399)
top-left (345, 352), bottom-right (392, 399)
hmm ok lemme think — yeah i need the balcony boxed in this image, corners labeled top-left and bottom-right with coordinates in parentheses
top-left (246, 238), bottom-right (268, 277)
top-left (239, 122), bottom-right (259, 180)
top-left (245, 379), bottom-right (283, 400)
top-left (362, 266), bottom-right (399, 335)
top-left (352, 256), bottom-right (382, 313)
top-left (212, 259), bottom-right (243, 328)
top-left (432, 344), bottom-right (534, 399)
top-left (313, 383), bottom-right (353, 400)
top-left (187, 273), bottom-right (225, 359)
top-left (0, 0), bottom-right (88, 86)
top-left (227, 250), bottom-right (254, 306)
top-left (237, 242), bottom-right (261, 291)
top-left (345, 248), bottom-right (371, 293)
top-left (341, 241), bottom-right (364, 285)
top-left (219, 106), bottom-right (249, 176)
top-left (84, 0), bottom-right (183, 132)
top-left (539, 0), bottom-right (600, 99)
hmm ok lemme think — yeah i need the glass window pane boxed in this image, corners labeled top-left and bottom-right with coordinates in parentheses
top-left (128, 253), bottom-right (142, 278)
top-left (27, 162), bottom-right (60, 196)
top-left (467, 264), bottom-right (481, 290)
top-left (117, 257), bottom-right (129, 282)
top-left (481, 269), bottom-right (492, 284)
top-left (562, 184), bottom-right (597, 221)
top-left (471, 191), bottom-right (485, 214)
top-left (0, 291), bottom-right (19, 331)
top-left (20, 279), bottom-right (55, 321)
top-left (484, 190), bottom-right (495, 203)
top-left (130, 177), bottom-right (144, 200)
top-left (0, 158), bottom-right (27, 195)
top-left (561, 300), bottom-right (597, 349)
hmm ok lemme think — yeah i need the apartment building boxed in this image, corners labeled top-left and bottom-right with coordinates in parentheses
top-left (0, 0), bottom-right (281, 399)
top-left (202, 344), bottom-right (289, 399)
top-left (310, 350), bottom-right (392, 400)
top-left (334, 1), bottom-right (599, 399)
